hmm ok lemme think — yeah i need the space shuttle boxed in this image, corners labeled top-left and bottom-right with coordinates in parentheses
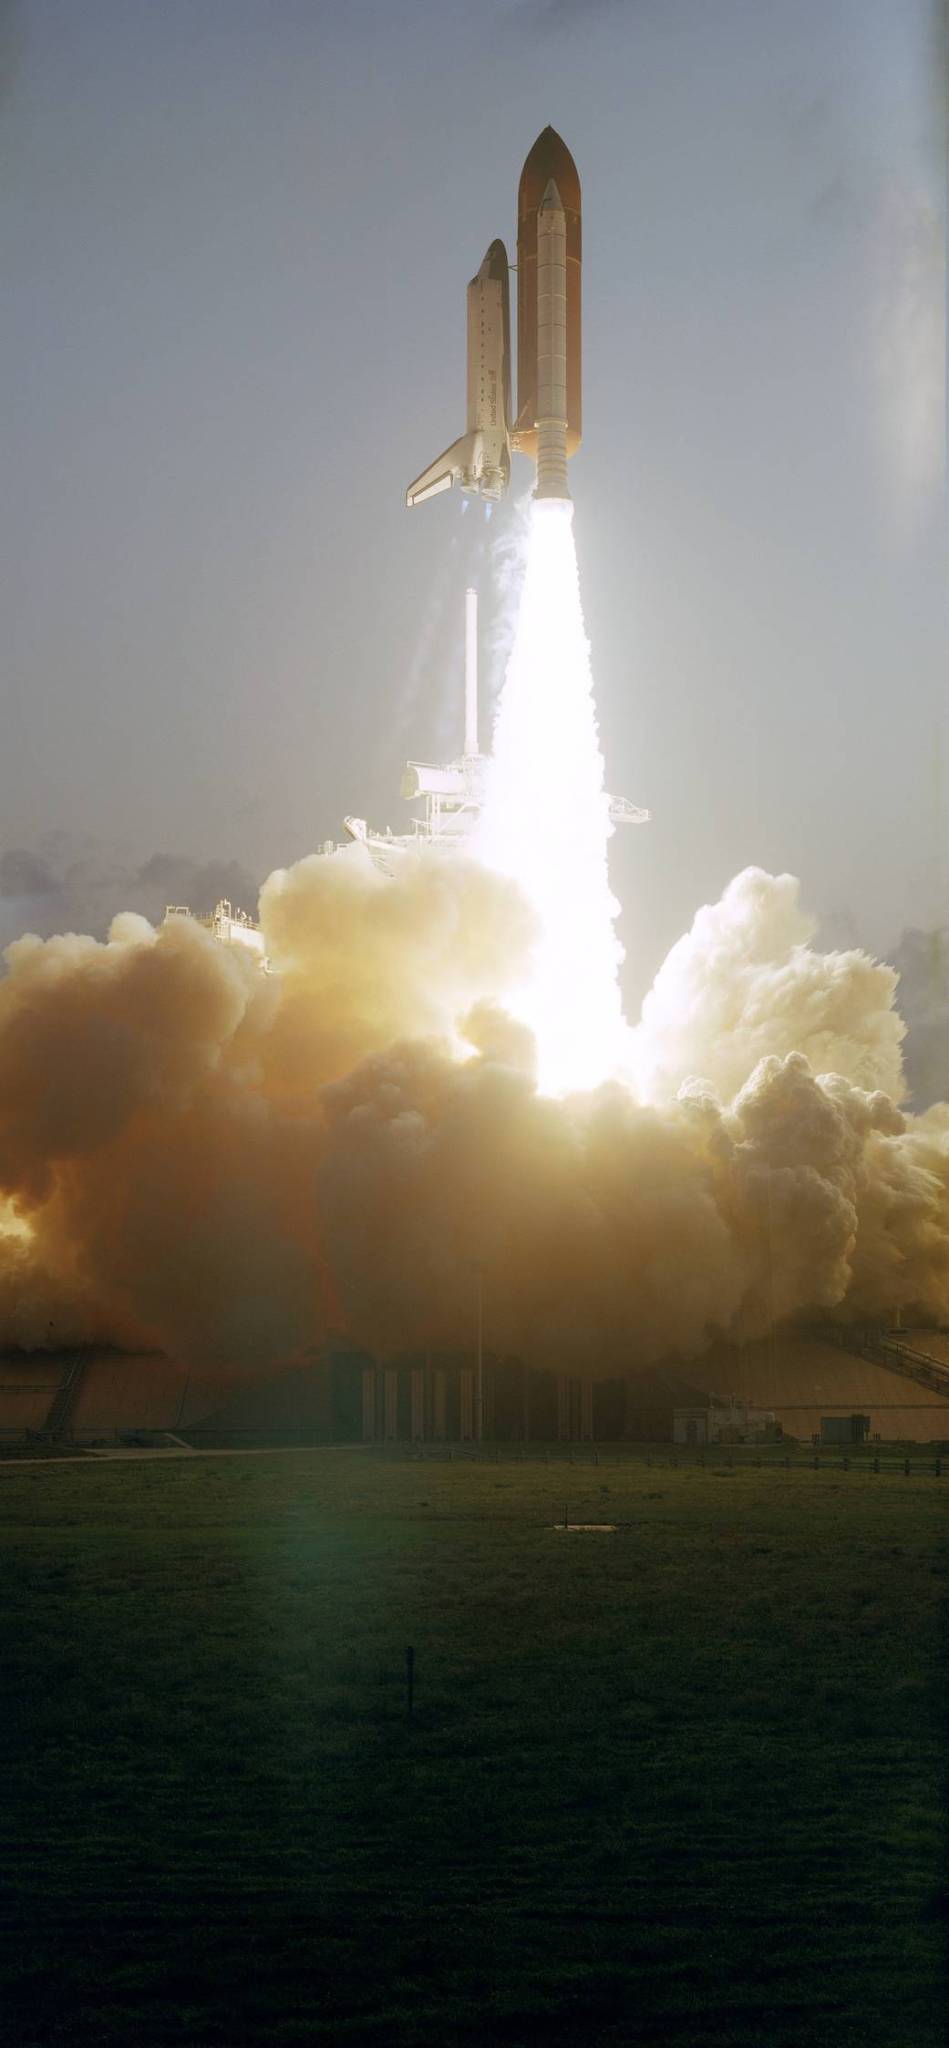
top-left (406, 128), bottom-right (582, 509)
top-left (406, 240), bottom-right (512, 506)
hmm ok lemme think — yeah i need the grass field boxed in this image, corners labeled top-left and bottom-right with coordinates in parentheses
top-left (2, 1448), bottom-right (946, 2045)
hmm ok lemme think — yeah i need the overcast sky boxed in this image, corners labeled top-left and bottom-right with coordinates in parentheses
top-left (2, 0), bottom-right (945, 1005)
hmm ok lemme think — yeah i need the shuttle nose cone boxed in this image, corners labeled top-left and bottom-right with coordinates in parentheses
top-left (481, 237), bottom-right (510, 283)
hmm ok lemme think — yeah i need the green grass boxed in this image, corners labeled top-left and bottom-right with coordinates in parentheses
top-left (1, 1449), bottom-right (946, 2045)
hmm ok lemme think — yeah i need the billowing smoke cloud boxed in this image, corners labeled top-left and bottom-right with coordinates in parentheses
top-left (0, 848), bottom-right (531, 1365)
top-left (2, 849), bottom-right (949, 1377)
top-left (889, 924), bottom-right (949, 1108)
top-left (817, 909), bottom-right (949, 1112)
top-left (634, 868), bottom-right (906, 1105)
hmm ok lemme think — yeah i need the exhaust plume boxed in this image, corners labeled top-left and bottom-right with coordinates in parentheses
top-left (476, 499), bottom-right (629, 1092)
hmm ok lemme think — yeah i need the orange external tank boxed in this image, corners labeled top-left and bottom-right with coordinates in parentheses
top-left (513, 127), bottom-right (582, 461)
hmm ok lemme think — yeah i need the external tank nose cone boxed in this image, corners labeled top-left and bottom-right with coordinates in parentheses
top-left (518, 127), bottom-right (581, 215)
top-left (515, 127), bottom-right (582, 465)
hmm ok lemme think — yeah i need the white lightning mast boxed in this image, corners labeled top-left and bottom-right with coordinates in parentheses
top-left (464, 586), bottom-right (479, 758)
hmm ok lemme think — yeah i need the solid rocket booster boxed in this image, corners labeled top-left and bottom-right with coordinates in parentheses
top-left (406, 127), bottom-right (581, 508)
top-left (533, 180), bottom-right (569, 500)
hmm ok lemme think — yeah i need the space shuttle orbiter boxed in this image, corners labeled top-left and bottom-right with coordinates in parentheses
top-left (406, 128), bottom-right (581, 509)
top-left (406, 240), bottom-right (512, 507)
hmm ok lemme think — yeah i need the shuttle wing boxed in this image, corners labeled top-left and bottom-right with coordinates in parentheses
top-left (406, 432), bottom-right (482, 508)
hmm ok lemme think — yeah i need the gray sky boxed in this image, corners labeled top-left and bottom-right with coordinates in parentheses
top-left (2, 0), bottom-right (945, 1008)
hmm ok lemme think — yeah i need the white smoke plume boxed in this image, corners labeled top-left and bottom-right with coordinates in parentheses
top-left (867, 0), bottom-right (947, 530)
top-left (871, 174), bottom-right (945, 528)
top-left (887, 925), bottom-right (949, 1108)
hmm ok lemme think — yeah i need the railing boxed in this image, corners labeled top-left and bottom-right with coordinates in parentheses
top-left (814, 1323), bottom-right (949, 1398)
top-left (42, 1352), bottom-right (90, 1438)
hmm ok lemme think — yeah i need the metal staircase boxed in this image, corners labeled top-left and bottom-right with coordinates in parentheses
top-left (816, 1324), bottom-right (949, 1400)
top-left (42, 1352), bottom-right (90, 1439)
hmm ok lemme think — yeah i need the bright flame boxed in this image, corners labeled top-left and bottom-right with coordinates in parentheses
top-left (0, 1198), bottom-right (32, 1244)
top-left (476, 499), bottom-right (631, 1094)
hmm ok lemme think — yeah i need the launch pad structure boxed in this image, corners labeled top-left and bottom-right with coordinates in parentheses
top-left (163, 895), bottom-right (270, 968)
top-left (331, 586), bottom-right (649, 876)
